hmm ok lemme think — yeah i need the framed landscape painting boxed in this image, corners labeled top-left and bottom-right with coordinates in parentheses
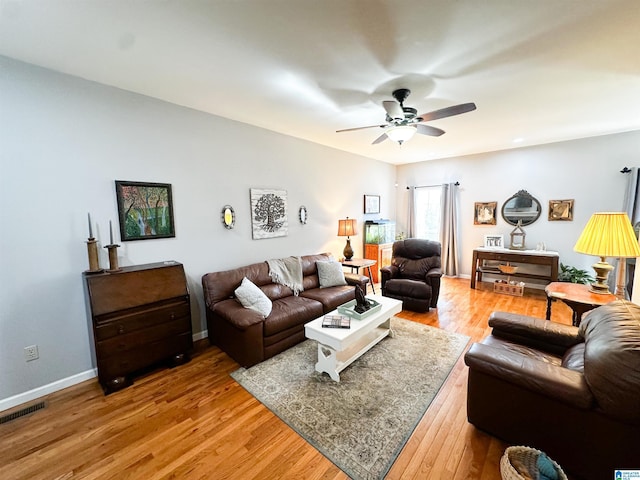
top-left (115, 181), bottom-right (175, 241)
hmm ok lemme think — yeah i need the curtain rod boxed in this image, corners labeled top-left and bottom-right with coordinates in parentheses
top-left (406, 181), bottom-right (460, 189)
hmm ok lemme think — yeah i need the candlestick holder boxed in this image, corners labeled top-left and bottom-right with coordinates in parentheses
top-left (85, 238), bottom-right (104, 274)
top-left (104, 244), bottom-right (121, 272)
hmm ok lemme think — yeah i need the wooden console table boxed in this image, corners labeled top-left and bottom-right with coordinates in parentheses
top-left (471, 248), bottom-right (559, 289)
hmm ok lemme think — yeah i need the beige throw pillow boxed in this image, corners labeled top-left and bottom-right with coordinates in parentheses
top-left (317, 261), bottom-right (347, 288)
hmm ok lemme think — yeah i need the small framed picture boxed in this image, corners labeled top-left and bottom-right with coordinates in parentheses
top-left (474, 201), bottom-right (497, 225)
top-left (484, 234), bottom-right (504, 248)
top-left (548, 199), bottom-right (574, 221)
top-left (364, 195), bottom-right (380, 214)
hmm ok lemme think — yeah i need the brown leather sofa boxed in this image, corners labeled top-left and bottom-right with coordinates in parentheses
top-left (464, 300), bottom-right (640, 480)
top-left (202, 253), bottom-right (369, 367)
top-left (380, 238), bottom-right (442, 312)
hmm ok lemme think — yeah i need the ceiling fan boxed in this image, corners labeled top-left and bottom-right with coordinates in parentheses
top-left (336, 88), bottom-right (476, 145)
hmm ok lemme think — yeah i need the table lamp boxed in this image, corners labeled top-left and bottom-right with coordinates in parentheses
top-left (337, 217), bottom-right (357, 261)
top-left (573, 212), bottom-right (640, 296)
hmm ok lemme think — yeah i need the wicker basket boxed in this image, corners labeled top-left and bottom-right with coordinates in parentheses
top-left (500, 446), bottom-right (567, 480)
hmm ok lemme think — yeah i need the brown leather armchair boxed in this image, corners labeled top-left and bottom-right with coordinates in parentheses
top-left (380, 238), bottom-right (442, 312)
top-left (464, 300), bottom-right (640, 480)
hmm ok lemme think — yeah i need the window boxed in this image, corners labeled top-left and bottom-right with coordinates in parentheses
top-left (414, 186), bottom-right (442, 241)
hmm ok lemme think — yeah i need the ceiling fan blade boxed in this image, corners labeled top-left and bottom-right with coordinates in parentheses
top-left (336, 124), bottom-right (386, 133)
top-left (383, 100), bottom-right (404, 120)
top-left (417, 102), bottom-right (477, 122)
top-left (372, 133), bottom-right (388, 145)
top-left (416, 124), bottom-right (445, 137)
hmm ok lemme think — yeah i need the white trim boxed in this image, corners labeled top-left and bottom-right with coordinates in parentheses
top-left (193, 329), bottom-right (208, 342)
top-left (0, 369), bottom-right (97, 413)
top-left (0, 330), bottom-right (210, 413)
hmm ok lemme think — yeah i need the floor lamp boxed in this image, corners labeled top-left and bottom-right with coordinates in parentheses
top-left (573, 212), bottom-right (640, 297)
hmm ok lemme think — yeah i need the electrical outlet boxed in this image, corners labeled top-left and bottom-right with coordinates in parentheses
top-left (24, 345), bottom-right (39, 361)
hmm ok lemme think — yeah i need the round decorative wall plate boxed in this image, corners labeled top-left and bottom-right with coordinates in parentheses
top-left (299, 206), bottom-right (308, 224)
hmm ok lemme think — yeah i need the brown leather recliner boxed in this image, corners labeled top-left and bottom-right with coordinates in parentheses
top-left (380, 238), bottom-right (442, 312)
top-left (464, 300), bottom-right (640, 480)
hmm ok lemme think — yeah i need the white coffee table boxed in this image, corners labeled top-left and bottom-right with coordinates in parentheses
top-left (304, 294), bottom-right (402, 381)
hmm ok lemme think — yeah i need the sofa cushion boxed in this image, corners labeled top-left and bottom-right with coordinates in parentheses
top-left (561, 343), bottom-right (585, 373)
top-left (579, 299), bottom-right (640, 421)
top-left (301, 285), bottom-right (355, 312)
top-left (384, 278), bottom-right (432, 298)
top-left (235, 277), bottom-right (272, 317)
top-left (263, 296), bottom-right (324, 337)
top-left (316, 260), bottom-right (347, 288)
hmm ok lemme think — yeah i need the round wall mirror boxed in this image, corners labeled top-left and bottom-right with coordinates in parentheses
top-left (501, 190), bottom-right (541, 226)
top-left (299, 206), bottom-right (308, 224)
top-left (221, 205), bottom-right (235, 229)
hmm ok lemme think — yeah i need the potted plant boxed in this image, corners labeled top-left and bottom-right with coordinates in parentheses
top-left (558, 263), bottom-right (594, 284)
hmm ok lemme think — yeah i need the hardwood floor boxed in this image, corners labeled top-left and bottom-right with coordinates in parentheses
top-left (0, 277), bottom-right (574, 480)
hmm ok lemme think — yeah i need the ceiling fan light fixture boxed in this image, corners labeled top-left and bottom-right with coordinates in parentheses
top-left (386, 125), bottom-right (416, 145)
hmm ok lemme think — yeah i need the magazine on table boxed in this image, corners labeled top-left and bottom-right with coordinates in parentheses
top-left (322, 314), bottom-right (351, 329)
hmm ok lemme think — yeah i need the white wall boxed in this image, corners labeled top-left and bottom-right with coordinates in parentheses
top-left (0, 57), bottom-right (396, 407)
top-left (395, 132), bottom-right (640, 279)
top-left (2, 54), bottom-right (638, 410)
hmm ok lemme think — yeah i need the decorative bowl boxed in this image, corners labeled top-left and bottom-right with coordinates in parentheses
top-left (498, 264), bottom-right (518, 274)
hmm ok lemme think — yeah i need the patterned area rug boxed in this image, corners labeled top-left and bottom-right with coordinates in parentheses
top-left (231, 317), bottom-right (470, 480)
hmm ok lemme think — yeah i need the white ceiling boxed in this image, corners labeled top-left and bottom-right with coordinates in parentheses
top-left (1, 0), bottom-right (639, 165)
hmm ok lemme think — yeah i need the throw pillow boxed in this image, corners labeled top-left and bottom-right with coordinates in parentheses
top-left (234, 277), bottom-right (272, 317)
top-left (317, 260), bottom-right (347, 288)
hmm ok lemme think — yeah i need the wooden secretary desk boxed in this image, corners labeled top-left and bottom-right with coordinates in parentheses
top-left (84, 261), bottom-right (193, 393)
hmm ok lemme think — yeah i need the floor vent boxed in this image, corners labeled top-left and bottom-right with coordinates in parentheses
top-left (0, 401), bottom-right (46, 424)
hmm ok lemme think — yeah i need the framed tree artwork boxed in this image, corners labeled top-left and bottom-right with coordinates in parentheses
top-left (115, 181), bottom-right (175, 241)
top-left (250, 188), bottom-right (288, 239)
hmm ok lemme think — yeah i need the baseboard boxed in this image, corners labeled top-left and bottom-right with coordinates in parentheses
top-left (193, 329), bottom-right (208, 342)
top-left (0, 368), bottom-right (97, 413)
top-left (0, 330), bottom-right (210, 413)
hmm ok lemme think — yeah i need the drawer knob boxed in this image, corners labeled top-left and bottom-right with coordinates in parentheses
top-left (170, 313), bottom-right (176, 320)
top-left (118, 324), bottom-right (125, 334)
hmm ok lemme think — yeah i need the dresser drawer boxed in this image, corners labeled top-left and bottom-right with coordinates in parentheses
top-left (95, 300), bottom-right (190, 341)
top-left (96, 316), bottom-right (191, 359)
top-left (98, 332), bottom-right (193, 379)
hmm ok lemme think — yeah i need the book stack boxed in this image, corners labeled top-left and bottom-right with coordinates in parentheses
top-left (322, 314), bottom-right (351, 329)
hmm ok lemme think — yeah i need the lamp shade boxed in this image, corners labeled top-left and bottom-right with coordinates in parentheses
top-left (574, 212), bottom-right (640, 258)
top-left (386, 125), bottom-right (416, 145)
top-left (337, 218), bottom-right (357, 237)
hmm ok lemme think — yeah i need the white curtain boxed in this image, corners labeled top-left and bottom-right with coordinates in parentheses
top-left (440, 183), bottom-right (459, 276)
top-left (407, 186), bottom-right (416, 238)
top-left (623, 167), bottom-right (640, 301)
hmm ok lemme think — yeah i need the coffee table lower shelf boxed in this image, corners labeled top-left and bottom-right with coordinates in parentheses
top-left (315, 323), bottom-right (392, 381)
top-left (304, 295), bottom-right (402, 382)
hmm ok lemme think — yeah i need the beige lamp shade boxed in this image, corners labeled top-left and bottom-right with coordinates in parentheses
top-left (574, 212), bottom-right (640, 258)
top-left (338, 217), bottom-right (357, 261)
top-left (337, 218), bottom-right (357, 237)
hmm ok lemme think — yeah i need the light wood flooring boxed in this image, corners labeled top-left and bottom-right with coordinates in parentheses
top-left (0, 277), bottom-right (574, 480)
